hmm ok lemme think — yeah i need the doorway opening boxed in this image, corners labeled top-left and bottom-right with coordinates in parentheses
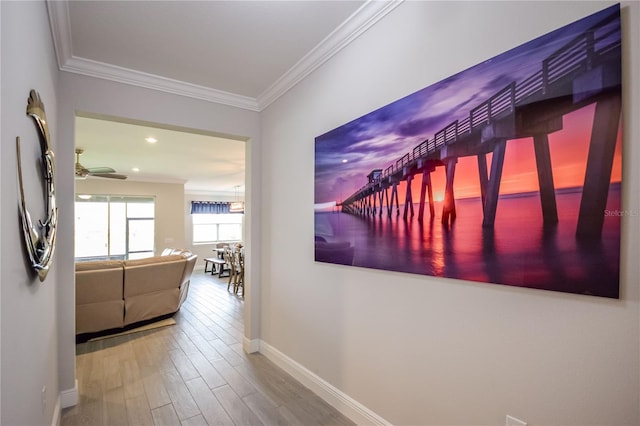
top-left (73, 112), bottom-right (250, 330)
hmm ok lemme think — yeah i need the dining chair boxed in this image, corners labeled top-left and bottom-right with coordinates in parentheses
top-left (223, 247), bottom-right (237, 291)
top-left (233, 249), bottom-right (244, 296)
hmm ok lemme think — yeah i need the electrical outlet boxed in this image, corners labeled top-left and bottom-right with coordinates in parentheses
top-left (506, 415), bottom-right (527, 426)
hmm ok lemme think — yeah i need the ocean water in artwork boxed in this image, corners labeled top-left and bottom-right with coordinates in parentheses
top-left (315, 184), bottom-right (621, 298)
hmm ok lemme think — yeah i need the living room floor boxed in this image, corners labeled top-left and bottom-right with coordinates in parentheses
top-left (62, 272), bottom-right (354, 426)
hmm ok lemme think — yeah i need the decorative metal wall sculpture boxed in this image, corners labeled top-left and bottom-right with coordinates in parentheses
top-left (314, 5), bottom-right (622, 298)
top-left (16, 90), bottom-right (58, 281)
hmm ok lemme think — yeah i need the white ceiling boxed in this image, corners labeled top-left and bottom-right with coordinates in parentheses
top-left (67, 1), bottom-right (364, 99)
top-left (48, 0), bottom-right (401, 194)
top-left (75, 116), bottom-right (246, 195)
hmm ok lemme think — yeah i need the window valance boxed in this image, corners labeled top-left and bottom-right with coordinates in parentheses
top-left (190, 201), bottom-right (232, 214)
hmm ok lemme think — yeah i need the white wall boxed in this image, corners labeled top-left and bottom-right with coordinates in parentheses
top-left (0, 1), bottom-right (61, 424)
top-left (56, 72), bottom-right (262, 397)
top-left (1, 3), bottom-right (4, 417)
top-left (259, 2), bottom-right (640, 425)
top-left (75, 179), bottom-right (186, 255)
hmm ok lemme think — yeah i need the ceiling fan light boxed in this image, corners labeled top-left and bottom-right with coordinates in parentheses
top-left (75, 149), bottom-right (127, 180)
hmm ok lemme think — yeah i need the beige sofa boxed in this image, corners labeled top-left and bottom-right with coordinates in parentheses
top-left (75, 250), bottom-right (197, 335)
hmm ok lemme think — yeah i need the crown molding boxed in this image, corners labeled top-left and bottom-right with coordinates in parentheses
top-left (47, 0), bottom-right (73, 70)
top-left (46, 0), bottom-right (259, 111)
top-left (256, 0), bottom-right (404, 110)
top-left (63, 56), bottom-right (260, 111)
top-left (47, 0), bottom-right (403, 112)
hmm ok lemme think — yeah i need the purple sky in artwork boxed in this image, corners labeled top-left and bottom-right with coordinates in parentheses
top-left (314, 5), bottom-right (620, 205)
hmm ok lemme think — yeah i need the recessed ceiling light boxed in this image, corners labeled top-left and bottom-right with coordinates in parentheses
top-left (145, 137), bottom-right (157, 143)
top-left (77, 194), bottom-right (92, 200)
top-left (132, 167), bottom-right (140, 172)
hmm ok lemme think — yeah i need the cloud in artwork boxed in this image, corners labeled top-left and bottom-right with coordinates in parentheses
top-left (314, 5), bottom-right (621, 204)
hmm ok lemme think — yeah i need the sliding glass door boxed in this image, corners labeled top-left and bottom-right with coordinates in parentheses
top-left (75, 195), bottom-right (110, 259)
top-left (127, 218), bottom-right (155, 259)
top-left (75, 195), bottom-right (155, 261)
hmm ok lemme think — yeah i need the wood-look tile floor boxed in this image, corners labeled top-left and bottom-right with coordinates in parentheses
top-left (61, 273), bottom-right (354, 426)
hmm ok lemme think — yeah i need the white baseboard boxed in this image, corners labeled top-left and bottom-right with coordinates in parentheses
top-left (243, 337), bottom-right (260, 353)
top-left (60, 380), bottom-right (78, 408)
top-left (51, 396), bottom-right (61, 426)
top-left (259, 340), bottom-right (391, 426)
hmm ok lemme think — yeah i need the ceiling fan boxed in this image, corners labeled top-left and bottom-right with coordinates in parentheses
top-left (75, 148), bottom-right (127, 180)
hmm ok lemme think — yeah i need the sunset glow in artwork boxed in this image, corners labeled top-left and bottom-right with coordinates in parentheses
top-left (314, 5), bottom-right (622, 298)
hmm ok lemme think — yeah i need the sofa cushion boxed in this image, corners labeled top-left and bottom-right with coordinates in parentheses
top-left (123, 258), bottom-right (186, 297)
top-left (76, 300), bottom-right (125, 334)
top-left (76, 267), bottom-right (124, 304)
top-left (124, 289), bottom-right (180, 326)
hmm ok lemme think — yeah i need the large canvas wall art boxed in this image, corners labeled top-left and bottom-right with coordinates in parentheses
top-left (314, 5), bottom-right (622, 298)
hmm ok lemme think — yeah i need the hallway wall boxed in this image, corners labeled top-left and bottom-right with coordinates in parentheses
top-left (259, 2), bottom-right (640, 424)
top-left (1, 1), bottom-right (61, 424)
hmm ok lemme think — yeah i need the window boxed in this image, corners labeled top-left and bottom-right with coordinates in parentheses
top-left (75, 195), bottom-right (155, 260)
top-left (192, 214), bottom-right (242, 244)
